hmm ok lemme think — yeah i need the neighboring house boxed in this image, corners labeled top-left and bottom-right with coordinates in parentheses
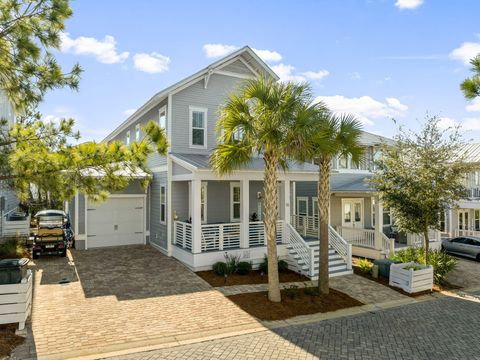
top-left (447, 143), bottom-right (480, 238)
top-left (67, 46), bottom-right (439, 278)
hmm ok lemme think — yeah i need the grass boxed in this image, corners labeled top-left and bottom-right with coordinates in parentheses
top-left (227, 288), bottom-right (363, 321)
top-left (0, 238), bottom-right (30, 260)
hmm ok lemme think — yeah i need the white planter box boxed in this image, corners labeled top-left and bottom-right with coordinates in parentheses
top-left (0, 270), bottom-right (32, 330)
top-left (389, 262), bottom-right (433, 294)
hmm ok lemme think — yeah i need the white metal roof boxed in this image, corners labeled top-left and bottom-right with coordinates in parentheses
top-left (457, 143), bottom-right (480, 164)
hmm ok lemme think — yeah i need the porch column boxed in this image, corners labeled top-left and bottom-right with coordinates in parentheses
top-left (240, 179), bottom-right (250, 248)
top-left (448, 208), bottom-right (454, 237)
top-left (374, 195), bottom-right (383, 251)
top-left (284, 180), bottom-right (291, 224)
top-left (191, 179), bottom-right (202, 254)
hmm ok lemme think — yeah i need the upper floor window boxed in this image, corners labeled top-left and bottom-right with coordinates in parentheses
top-left (125, 130), bottom-right (131, 145)
top-left (474, 171), bottom-right (480, 186)
top-left (160, 185), bottom-right (166, 224)
top-left (159, 106), bottom-right (166, 130)
top-left (135, 124), bottom-right (140, 141)
top-left (189, 106), bottom-right (207, 148)
top-left (338, 156), bottom-right (348, 169)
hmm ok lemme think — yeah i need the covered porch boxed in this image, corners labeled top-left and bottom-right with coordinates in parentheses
top-left (450, 201), bottom-right (480, 238)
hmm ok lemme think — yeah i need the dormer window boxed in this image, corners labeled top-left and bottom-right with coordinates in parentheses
top-left (159, 106), bottom-right (166, 130)
top-left (126, 130), bottom-right (131, 145)
top-left (135, 124), bottom-right (140, 141)
top-left (189, 106), bottom-right (207, 148)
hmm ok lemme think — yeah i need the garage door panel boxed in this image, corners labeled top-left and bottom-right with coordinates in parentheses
top-left (87, 197), bottom-right (145, 248)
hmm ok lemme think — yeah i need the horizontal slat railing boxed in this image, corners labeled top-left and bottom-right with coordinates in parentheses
top-left (173, 221), bottom-right (192, 251)
top-left (201, 223), bottom-right (241, 252)
top-left (337, 226), bottom-right (375, 248)
top-left (290, 215), bottom-right (318, 238)
top-left (328, 225), bottom-right (352, 270)
top-left (1, 216), bottom-right (30, 237)
top-left (454, 229), bottom-right (480, 237)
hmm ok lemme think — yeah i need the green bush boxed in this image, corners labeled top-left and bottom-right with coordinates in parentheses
top-left (0, 238), bottom-right (27, 259)
top-left (357, 258), bottom-right (373, 275)
top-left (428, 250), bottom-right (458, 284)
top-left (224, 253), bottom-right (241, 274)
top-left (284, 284), bottom-right (299, 299)
top-left (278, 259), bottom-right (288, 272)
top-left (236, 261), bottom-right (252, 275)
top-left (212, 261), bottom-right (228, 276)
top-left (303, 286), bottom-right (320, 296)
top-left (389, 247), bottom-right (457, 284)
top-left (258, 256), bottom-right (288, 274)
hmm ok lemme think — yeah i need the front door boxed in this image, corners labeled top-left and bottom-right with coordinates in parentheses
top-left (342, 199), bottom-right (364, 228)
top-left (296, 197), bottom-right (308, 228)
top-left (458, 210), bottom-right (470, 230)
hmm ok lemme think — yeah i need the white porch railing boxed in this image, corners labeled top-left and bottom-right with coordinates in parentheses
top-left (285, 222), bottom-right (315, 277)
top-left (329, 225), bottom-right (352, 270)
top-left (291, 214), bottom-right (318, 237)
top-left (408, 229), bottom-right (442, 247)
top-left (201, 223), bottom-right (241, 251)
top-left (382, 233), bottom-right (395, 255)
top-left (337, 226), bottom-right (375, 248)
top-left (173, 221), bottom-right (193, 251)
top-left (454, 229), bottom-right (480, 237)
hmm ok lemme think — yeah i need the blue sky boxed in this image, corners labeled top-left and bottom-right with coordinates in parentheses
top-left (40, 0), bottom-right (480, 142)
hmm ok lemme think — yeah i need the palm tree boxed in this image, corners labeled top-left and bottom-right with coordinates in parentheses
top-left (210, 77), bottom-right (317, 302)
top-left (305, 111), bottom-right (363, 295)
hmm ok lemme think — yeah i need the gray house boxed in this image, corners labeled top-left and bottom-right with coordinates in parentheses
top-left (69, 46), bottom-right (405, 278)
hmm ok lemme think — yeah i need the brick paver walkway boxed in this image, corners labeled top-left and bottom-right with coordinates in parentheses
top-left (109, 295), bottom-right (480, 360)
top-left (11, 246), bottom-right (261, 360)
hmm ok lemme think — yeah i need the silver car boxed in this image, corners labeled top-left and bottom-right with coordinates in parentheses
top-left (442, 236), bottom-right (480, 261)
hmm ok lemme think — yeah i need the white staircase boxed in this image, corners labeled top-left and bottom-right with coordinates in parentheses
top-left (285, 223), bottom-right (352, 280)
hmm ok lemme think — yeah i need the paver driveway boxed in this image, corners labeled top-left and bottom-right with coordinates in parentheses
top-left (12, 246), bottom-right (261, 359)
top-left (109, 295), bottom-right (480, 360)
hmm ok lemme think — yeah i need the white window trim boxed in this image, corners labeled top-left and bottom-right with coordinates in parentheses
top-left (230, 182), bottom-right (241, 222)
top-left (135, 124), bottom-right (140, 141)
top-left (201, 182), bottom-right (207, 224)
top-left (159, 105), bottom-right (167, 130)
top-left (189, 106), bottom-right (208, 149)
top-left (160, 185), bottom-right (166, 224)
top-left (125, 130), bottom-right (131, 145)
top-left (296, 197), bottom-right (309, 216)
top-left (341, 198), bottom-right (364, 228)
top-left (312, 198), bottom-right (318, 218)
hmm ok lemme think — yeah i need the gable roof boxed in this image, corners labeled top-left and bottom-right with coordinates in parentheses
top-left (103, 46), bottom-right (278, 142)
top-left (457, 143), bottom-right (480, 164)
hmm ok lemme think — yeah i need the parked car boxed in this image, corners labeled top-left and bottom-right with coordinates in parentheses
top-left (441, 236), bottom-right (480, 261)
top-left (32, 210), bottom-right (75, 258)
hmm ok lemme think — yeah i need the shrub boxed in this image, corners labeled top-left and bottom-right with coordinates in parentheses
top-left (303, 286), bottom-right (320, 296)
top-left (0, 238), bottom-right (27, 259)
top-left (284, 284), bottom-right (299, 299)
top-left (258, 256), bottom-right (288, 274)
top-left (278, 259), bottom-right (288, 272)
top-left (389, 247), bottom-right (457, 285)
top-left (236, 261), bottom-right (252, 275)
top-left (357, 258), bottom-right (373, 275)
top-left (428, 250), bottom-right (458, 284)
top-left (224, 253), bottom-right (241, 274)
top-left (212, 261), bottom-right (228, 276)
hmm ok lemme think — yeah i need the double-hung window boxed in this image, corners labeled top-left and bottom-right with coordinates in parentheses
top-left (189, 106), bottom-right (207, 148)
top-left (231, 183), bottom-right (241, 222)
top-left (160, 185), bottom-right (166, 224)
top-left (159, 106), bottom-right (167, 130)
top-left (135, 124), bottom-right (140, 141)
top-left (125, 130), bottom-right (131, 145)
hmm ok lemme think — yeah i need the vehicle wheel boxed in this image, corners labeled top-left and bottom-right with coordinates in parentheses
top-left (441, 246), bottom-right (446, 252)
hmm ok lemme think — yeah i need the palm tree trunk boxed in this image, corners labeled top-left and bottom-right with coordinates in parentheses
top-left (318, 157), bottom-right (331, 295)
top-left (264, 151), bottom-right (281, 302)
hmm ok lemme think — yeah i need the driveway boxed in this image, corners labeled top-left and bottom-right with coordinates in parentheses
top-left (446, 257), bottom-right (480, 291)
top-left (11, 246), bottom-right (261, 359)
top-left (109, 295), bottom-right (480, 360)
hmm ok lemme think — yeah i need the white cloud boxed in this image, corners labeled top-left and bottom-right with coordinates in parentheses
top-left (203, 44), bottom-right (238, 58)
top-left (437, 117), bottom-right (458, 130)
top-left (123, 108), bottom-right (137, 117)
top-left (466, 99), bottom-right (480, 112)
top-left (271, 64), bottom-right (329, 82)
top-left (395, 0), bottom-right (424, 9)
top-left (450, 41), bottom-right (480, 65)
top-left (133, 53), bottom-right (170, 73)
top-left (314, 95), bottom-right (408, 126)
top-left (60, 33), bottom-right (129, 64)
top-left (42, 114), bottom-right (63, 125)
top-left (252, 48), bottom-right (282, 62)
top-left (462, 118), bottom-right (480, 131)
top-left (351, 72), bottom-right (361, 79)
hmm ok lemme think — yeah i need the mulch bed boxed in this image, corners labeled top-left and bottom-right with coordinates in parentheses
top-left (352, 267), bottom-right (461, 298)
top-left (0, 324), bottom-right (24, 358)
top-left (227, 288), bottom-right (363, 321)
top-left (196, 269), bottom-right (309, 287)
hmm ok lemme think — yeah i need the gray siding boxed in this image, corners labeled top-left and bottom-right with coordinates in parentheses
top-left (67, 199), bottom-right (75, 232)
top-left (113, 179), bottom-right (146, 195)
top-left (171, 181), bottom-right (189, 222)
top-left (78, 194), bottom-right (85, 234)
top-left (0, 186), bottom-right (17, 214)
top-left (172, 163), bottom-right (191, 176)
top-left (149, 172), bottom-right (168, 249)
top-left (221, 60), bottom-right (253, 76)
top-left (110, 99), bottom-right (168, 169)
top-left (170, 74), bottom-right (245, 154)
top-left (206, 181), bottom-right (230, 223)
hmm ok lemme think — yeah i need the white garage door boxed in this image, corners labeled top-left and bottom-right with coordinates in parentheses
top-left (86, 196), bottom-right (145, 248)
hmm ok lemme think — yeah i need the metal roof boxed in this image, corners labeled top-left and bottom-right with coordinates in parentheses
top-left (457, 143), bottom-right (480, 164)
top-left (330, 173), bottom-right (374, 192)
